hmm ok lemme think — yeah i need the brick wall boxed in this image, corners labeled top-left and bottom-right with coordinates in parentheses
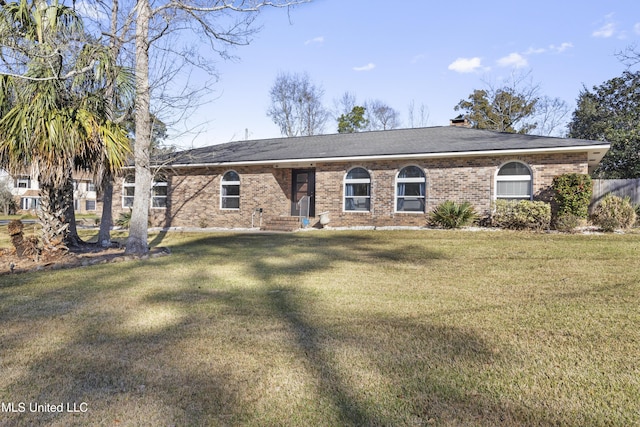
top-left (112, 152), bottom-right (588, 229)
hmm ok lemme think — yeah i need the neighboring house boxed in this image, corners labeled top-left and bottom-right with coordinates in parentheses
top-left (0, 169), bottom-right (100, 215)
top-left (113, 126), bottom-right (609, 230)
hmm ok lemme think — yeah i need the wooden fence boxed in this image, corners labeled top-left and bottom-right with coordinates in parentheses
top-left (591, 179), bottom-right (640, 207)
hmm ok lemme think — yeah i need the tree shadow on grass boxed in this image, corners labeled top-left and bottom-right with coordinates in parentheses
top-left (0, 231), bottom-right (595, 426)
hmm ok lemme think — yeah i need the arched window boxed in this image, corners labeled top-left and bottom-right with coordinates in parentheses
top-left (396, 166), bottom-right (425, 212)
top-left (496, 161), bottom-right (532, 200)
top-left (221, 171), bottom-right (240, 210)
top-left (344, 167), bottom-right (371, 211)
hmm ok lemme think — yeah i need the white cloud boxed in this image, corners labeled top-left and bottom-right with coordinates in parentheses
top-left (593, 22), bottom-right (615, 38)
top-left (550, 42), bottom-right (573, 53)
top-left (593, 14), bottom-right (616, 38)
top-left (353, 63), bottom-right (376, 72)
top-left (525, 47), bottom-right (546, 55)
top-left (304, 36), bottom-right (324, 45)
top-left (448, 57), bottom-right (484, 73)
top-left (497, 53), bottom-right (528, 68)
top-left (634, 23), bottom-right (640, 35)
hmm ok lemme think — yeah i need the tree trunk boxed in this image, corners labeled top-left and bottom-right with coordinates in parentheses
top-left (99, 0), bottom-right (120, 249)
top-left (8, 220), bottom-right (39, 258)
top-left (125, 0), bottom-right (152, 255)
top-left (98, 177), bottom-right (114, 247)
top-left (38, 183), bottom-right (70, 251)
top-left (64, 177), bottom-right (83, 248)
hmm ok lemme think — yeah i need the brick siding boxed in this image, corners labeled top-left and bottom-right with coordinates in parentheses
top-left (112, 152), bottom-right (588, 229)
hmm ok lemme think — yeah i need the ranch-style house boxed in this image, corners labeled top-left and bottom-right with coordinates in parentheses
top-left (113, 125), bottom-right (609, 230)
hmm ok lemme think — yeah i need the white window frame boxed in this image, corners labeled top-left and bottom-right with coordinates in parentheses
top-left (21, 197), bottom-right (40, 210)
top-left (395, 166), bottom-right (426, 213)
top-left (343, 167), bottom-right (371, 212)
top-left (16, 176), bottom-right (31, 189)
top-left (123, 175), bottom-right (168, 209)
top-left (495, 161), bottom-right (533, 201)
top-left (220, 170), bottom-right (240, 210)
top-left (122, 175), bottom-right (135, 208)
top-left (151, 177), bottom-right (168, 209)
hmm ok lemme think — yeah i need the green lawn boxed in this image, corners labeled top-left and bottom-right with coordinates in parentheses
top-left (0, 229), bottom-right (639, 426)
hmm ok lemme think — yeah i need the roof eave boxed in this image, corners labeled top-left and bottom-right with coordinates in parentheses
top-left (148, 143), bottom-right (610, 170)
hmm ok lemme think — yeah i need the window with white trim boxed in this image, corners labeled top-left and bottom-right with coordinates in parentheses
top-left (122, 175), bottom-right (135, 208)
top-left (396, 166), bottom-right (426, 212)
top-left (21, 197), bottom-right (40, 210)
top-left (16, 176), bottom-right (31, 189)
top-left (123, 175), bottom-right (168, 208)
top-left (221, 171), bottom-right (240, 210)
top-left (344, 167), bottom-right (371, 212)
top-left (496, 161), bottom-right (532, 200)
top-left (151, 177), bottom-right (168, 208)
top-left (86, 200), bottom-right (96, 211)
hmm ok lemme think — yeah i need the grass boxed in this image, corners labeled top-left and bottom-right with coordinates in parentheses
top-left (0, 229), bottom-right (639, 426)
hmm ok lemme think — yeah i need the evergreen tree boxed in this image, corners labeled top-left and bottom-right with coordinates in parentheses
top-left (337, 106), bottom-right (368, 133)
top-left (568, 71), bottom-right (640, 178)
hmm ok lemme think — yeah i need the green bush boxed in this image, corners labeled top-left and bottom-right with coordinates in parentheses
top-left (554, 213), bottom-right (581, 233)
top-left (492, 200), bottom-right (551, 231)
top-left (552, 173), bottom-right (592, 219)
top-left (115, 210), bottom-right (131, 228)
top-left (591, 194), bottom-right (636, 232)
top-left (429, 200), bottom-right (477, 229)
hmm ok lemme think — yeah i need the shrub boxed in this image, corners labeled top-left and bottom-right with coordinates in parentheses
top-left (115, 210), bottom-right (132, 228)
top-left (554, 213), bottom-right (581, 233)
top-left (591, 194), bottom-right (636, 232)
top-left (429, 200), bottom-right (477, 229)
top-left (552, 173), bottom-right (592, 219)
top-left (491, 200), bottom-right (551, 231)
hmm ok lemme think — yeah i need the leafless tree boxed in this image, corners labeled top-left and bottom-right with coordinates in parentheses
top-left (407, 99), bottom-right (429, 128)
top-left (267, 71), bottom-right (329, 137)
top-left (532, 96), bottom-right (570, 137)
top-left (365, 99), bottom-right (400, 131)
top-left (333, 91), bottom-right (357, 120)
top-left (616, 43), bottom-right (640, 68)
top-left (90, 0), bottom-right (310, 255)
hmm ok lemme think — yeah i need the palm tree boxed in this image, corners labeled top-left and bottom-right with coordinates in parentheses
top-left (0, 0), bottom-right (131, 250)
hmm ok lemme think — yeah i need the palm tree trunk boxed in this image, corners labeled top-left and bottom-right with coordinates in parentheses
top-left (38, 183), bottom-right (70, 251)
top-left (64, 178), bottom-right (83, 248)
top-left (98, 177), bottom-right (114, 247)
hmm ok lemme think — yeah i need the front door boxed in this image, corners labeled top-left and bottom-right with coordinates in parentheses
top-left (291, 169), bottom-right (315, 217)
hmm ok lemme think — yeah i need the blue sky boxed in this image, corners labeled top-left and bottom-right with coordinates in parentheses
top-left (170, 0), bottom-right (640, 148)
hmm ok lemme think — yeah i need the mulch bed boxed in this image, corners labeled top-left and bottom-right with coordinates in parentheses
top-left (0, 243), bottom-right (171, 275)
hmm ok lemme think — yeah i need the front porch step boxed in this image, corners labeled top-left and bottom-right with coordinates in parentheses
top-left (261, 216), bottom-right (301, 232)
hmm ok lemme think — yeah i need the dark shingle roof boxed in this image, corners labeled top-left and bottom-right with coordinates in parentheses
top-left (162, 126), bottom-right (609, 167)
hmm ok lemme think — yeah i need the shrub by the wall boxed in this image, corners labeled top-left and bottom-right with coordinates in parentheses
top-left (591, 194), bottom-right (636, 232)
top-left (116, 210), bottom-right (132, 228)
top-left (429, 200), bottom-right (477, 229)
top-left (492, 200), bottom-right (551, 231)
top-left (552, 173), bottom-right (592, 219)
top-left (554, 213), bottom-right (581, 233)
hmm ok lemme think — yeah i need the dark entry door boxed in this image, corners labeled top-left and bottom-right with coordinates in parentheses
top-left (291, 169), bottom-right (315, 217)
